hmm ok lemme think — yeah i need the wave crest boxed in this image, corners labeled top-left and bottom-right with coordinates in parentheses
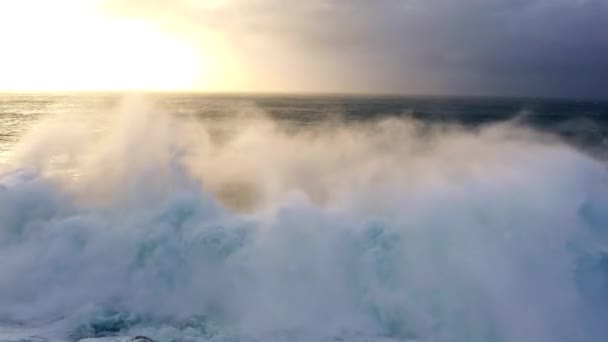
top-left (1, 97), bottom-right (608, 341)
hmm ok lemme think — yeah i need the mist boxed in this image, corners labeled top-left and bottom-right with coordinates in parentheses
top-left (1, 95), bottom-right (608, 341)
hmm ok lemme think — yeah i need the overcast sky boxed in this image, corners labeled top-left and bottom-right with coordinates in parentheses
top-left (0, 0), bottom-right (604, 97)
top-left (98, 0), bottom-right (608, 98)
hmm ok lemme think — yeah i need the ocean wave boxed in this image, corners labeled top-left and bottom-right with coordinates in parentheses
top-left (1, 98), bottom-right (608, 341)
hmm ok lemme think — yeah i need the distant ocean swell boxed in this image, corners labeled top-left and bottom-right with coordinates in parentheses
top-left (1, 98), bottom-right (608, 342)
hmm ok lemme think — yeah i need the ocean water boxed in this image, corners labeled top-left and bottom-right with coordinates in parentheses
top-left (1, 93), bottom-right (608, 342)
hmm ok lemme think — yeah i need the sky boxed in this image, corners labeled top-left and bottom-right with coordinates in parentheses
top-left (0, 0), bottom-right (606, 98)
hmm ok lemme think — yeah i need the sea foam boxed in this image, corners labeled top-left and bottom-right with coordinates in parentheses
top-left (1, 96), bottom-right (608, 342)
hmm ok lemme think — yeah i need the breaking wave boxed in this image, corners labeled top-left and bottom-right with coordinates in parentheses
top-left (1, 96), bottom-right (608, 342)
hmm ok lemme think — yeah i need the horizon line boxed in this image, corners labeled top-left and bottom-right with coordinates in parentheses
top-left (0, 89), bottom-right (606, 103)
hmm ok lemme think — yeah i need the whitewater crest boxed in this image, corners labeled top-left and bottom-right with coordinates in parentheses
top-left (1, 96), bottom-right (608, 342)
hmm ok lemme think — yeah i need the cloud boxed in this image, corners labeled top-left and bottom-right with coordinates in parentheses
top-left (101, 0), bottom-right (608, 98)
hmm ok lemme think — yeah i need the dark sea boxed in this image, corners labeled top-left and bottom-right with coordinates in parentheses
top-left (1, 93), bottom-right (608, 342)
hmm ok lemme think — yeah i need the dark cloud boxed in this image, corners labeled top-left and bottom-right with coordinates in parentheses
top-left (103, 0), bottom-right (608, 98)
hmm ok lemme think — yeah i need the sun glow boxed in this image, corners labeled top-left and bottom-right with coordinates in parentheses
top-left (0, 0), bottom-right (207, 91)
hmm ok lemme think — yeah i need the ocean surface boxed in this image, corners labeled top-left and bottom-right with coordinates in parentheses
top-left (1, 93), bottom-right (608, 342)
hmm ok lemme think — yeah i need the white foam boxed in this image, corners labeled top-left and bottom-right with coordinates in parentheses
top-left (1, 96), bottom-right (607, 341)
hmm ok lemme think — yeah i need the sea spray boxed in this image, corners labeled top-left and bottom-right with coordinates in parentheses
top-left (1, 96), bottom-right (608, 341)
